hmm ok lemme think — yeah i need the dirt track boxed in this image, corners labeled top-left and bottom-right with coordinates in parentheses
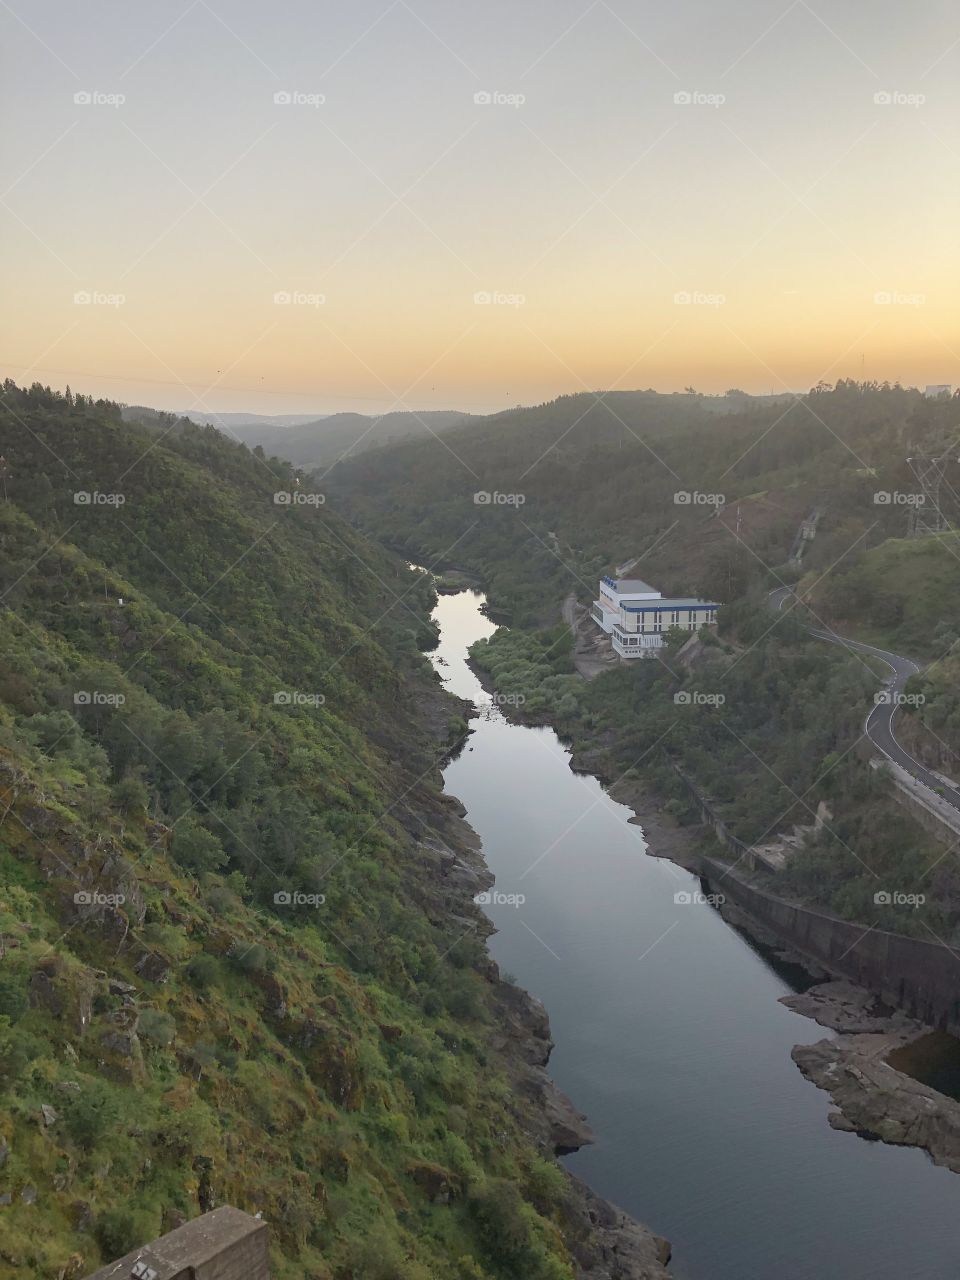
top-left (563, 592), bottom-right (620, 680)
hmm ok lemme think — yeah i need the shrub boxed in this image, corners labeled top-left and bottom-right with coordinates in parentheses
top-left (185, 953), bottom-right (220, 988)
top-left (228, 941), bottom-right (269, 975)
top-left (112, 775), bottom-right (149, 816)
top-left (172, 818), bottom-right (226, 874)
top-left (65, 1081), bottom-right (122, 1151)
top-left (95, 1206), bottom-right (157, 1260)
top-left (137, 1008), bottom-right (176, 1046)
top-left (0, 1026), bottom-right (43, 1088)
top-left (0, 973), bottom-right (28, 1021)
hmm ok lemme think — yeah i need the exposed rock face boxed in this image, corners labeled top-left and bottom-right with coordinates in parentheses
top-left (28, 959), bottom-right (95, 1035)
top-left (562, 593), bottom-right (620, 680)
top-left (278, 1014), bottom-right (364, 1110)
top-left (488, 980), bottom-right (595, 1153)
top-left (542, 1085), bottom-right (595, 1155)
top-left (781, 980), bottom-right (909, 1034)
top-left (96, 1002), bottom-right (145, 1083)
top-left (252, 969), bottom-right (287, 1018)
top-left (562, 1176), bottom-right (672, 1280)
top-left (28, 968), bottom-right (63, 1017)
top-left (406, 1159), bottom-right (464, 1205)
top-left (489, 965), bottom-right (668, 1275)
top-left (134, 951), bottom-right (170, 984)
top-left (784, 980), bottom-right (960, 1173)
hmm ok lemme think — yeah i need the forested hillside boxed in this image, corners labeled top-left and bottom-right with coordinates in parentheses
top-left (0, 383), bottom-right (624, 1280)
top-left (328, 383), bottom-right (960, 936)
top-left (326, 383), bottom-right (960, 622)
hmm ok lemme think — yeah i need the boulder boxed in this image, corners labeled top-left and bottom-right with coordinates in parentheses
top-left (406, 1160), bottom-right (463, 1205)
top-left (135, 951), bottom-right (170, 984)
top-left (28, 968), bottom-right (63, 1016)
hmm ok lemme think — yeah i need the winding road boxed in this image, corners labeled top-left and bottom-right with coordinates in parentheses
top-left (773, 586), bottom-right (960, 814)
top-left (769, 585), bottom-right (960, 816)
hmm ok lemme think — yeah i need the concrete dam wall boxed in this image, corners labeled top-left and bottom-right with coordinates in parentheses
top-left (671, 763), bottom-right (960, 1034)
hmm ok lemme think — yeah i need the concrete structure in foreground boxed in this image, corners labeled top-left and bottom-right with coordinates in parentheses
top-left (83, 1206), bottom-right (269, 1280)
top-left (591, 574), bottom-right (718, 658)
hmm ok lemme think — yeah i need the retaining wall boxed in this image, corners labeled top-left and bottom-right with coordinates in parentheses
top-left (670, 762), bottom-right (960, 1033)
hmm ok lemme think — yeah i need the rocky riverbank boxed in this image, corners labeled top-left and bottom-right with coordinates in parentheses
top-left (782, 981), bottom-right (960, 1173)
top-left (417, 674), bottom-right (672, 1279)
top-left (476, 697), bottom-right (960, 1185)
top-left (594, 759), bottom-right (960, 1177)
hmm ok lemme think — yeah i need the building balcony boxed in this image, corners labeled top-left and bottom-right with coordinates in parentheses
top-left (612, 629), bottom-right (664, 658)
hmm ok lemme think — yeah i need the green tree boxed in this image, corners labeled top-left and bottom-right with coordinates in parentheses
top-left (171, 818), bottom-right (226, 874)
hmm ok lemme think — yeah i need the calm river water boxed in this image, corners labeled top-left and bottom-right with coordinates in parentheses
top-left (429, 586), bottom-right (960, 1280)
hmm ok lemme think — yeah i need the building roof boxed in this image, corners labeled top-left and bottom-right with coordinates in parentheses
top-left (82, 1207), bottom-right (268, 1280)
top-left (623, 597), bottom-right (719, 610)
top-left (602, 575), bottom-right (658, 594)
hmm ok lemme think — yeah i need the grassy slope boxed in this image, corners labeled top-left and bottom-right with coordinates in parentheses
top-left (0, 385), bottom-right (578, 1280)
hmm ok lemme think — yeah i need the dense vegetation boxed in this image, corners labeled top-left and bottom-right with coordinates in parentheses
top-left (811, 534), bottom-right (960, 767)
top-left (0, 383), bottom-right (587, 1280)
top-left (813, 532), bottom-right (960, 659)
top-left (470, 601), bottom-right (955, 939)
top-left (328, 383), bottom-right (960, 936)
top-left (328, 382), bottom-right (960, 623)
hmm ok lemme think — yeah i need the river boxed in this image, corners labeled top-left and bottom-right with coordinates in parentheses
top-left (428, 585), bottom-right (960, 1280)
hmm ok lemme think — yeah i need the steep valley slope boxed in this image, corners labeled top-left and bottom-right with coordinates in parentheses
top-left (0, 382), bottom-right (668, 1280)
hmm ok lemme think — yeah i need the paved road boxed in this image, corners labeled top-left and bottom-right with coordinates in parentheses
top-left (769, 585), bottom-right (960, 815)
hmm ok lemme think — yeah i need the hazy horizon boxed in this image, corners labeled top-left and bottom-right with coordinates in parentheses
top-left (3, 0), bottom-right (958, 414)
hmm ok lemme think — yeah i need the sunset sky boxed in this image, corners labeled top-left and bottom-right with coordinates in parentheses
top-left (3, 0), bottom-right (959, 414)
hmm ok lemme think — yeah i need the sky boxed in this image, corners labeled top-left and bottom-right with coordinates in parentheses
top-left (2, 0), bottom-right (959, 415)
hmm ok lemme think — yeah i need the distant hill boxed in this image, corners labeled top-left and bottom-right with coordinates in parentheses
top-left (121, 405), bottom-right (482, 472)
top-left (207, 409), bottom-right (481, 472)
top-left (176, 411), bottom-right (328, 429)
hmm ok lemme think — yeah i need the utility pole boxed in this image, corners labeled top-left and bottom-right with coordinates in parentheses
top-left (0, 455), bottom-right (9, 502)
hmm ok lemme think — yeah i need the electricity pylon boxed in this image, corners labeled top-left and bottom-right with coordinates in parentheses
top-left (906, 450), bottom-right (952, 536)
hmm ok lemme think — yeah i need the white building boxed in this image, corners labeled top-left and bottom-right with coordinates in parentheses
top-left (591, 574), bottom-right (719, 659)
top-left (924, 384), bottom-right (952, 398)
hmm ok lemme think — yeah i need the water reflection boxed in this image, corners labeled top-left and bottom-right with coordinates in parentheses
top-left (429, 586), bottom-right (960, 1280)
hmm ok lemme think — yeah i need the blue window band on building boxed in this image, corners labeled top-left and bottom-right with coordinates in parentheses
top-left (621, 604), bottom-right (718, 613)
top-left (592, 573), bottom-right (720, 657)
